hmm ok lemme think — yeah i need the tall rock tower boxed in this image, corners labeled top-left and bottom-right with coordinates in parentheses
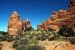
top-left (25, 19), bottom-right (32, 31)
top-left (8, 11), bottom-right (24, 36)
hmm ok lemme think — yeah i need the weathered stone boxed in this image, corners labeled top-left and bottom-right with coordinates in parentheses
top-left (8, 11), bottom-right (24, 36)
top-left (38, 0), bottom-right (75, 31)
top-left (25, 19), bottom-right (32, 30)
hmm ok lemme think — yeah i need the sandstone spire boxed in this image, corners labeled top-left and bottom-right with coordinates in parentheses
top-left (25, 19), bottom-right (32, 31)
top-left (8, 11), bottom-right (24, 36)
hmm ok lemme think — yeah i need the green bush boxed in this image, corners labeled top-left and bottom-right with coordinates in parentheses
top-left (13, 32), bottom-right (45, 50)
top-left (0, 35), bottom-right (7, 41)
top-left (35, 32), bottom-right (48, 41)
top-left (68, 37), bottom-right (75, 44)
top-left (31, 45), bottom-right (45, 50)
top-left (0, 31), bottom-right (8, 41)
top-left (6, 35), bottom-right (14, 42)
top-left (16, 44), bottom-right (44, 50)
top-left (0, 34), bottom-right (14, 42)
top-left (58, 25), bottom-right (75, 37)
top-left (35, 31), bottom-right (55, 41)
top-left (25, 27), bottom-right (32, 31)
top-left (0, 31), bottom-right (8, 35)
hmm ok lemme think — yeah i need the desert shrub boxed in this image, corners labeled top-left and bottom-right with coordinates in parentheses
top-left (25, 27), bottom-right (32, 31)
top-left (31, 45), bottom-right (45, 50)
top-left (13, 32), bottom-right (45, 50)
top-left (58, 25), bottom-right (75, 37)
top-left (0, 31), bottom-right (8, 41)
top-left (35, 32), bottom-right (48, 41)
top-left (6, 35), bottom-right (14, 42)
top-left (16, 44), bottom-right (26, 50)
top-left (0, 31), bottom-right (8, 35)
top-left (15, 44), bottom-right (44, 50)
top-left (32, 30), bottom-right (57, 41)
top-left (13, 40), bottom-right (19, 48)
top-left (48, 31), bottom-right (59, 41)
top-left (0, 34), bottom-right (14, 42)
top-left (68, 37), bottom-right (75, 44)
top-left (0, 35), bottom-right (7, 41)
top-left (35, 31), bottom-right (46, 40)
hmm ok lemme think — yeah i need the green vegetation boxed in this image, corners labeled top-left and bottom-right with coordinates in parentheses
top-left (57, 25), bottom-right (75, 43)
top-left (25, 27), bottom-right (32, 31)
top-left (68, 37), bottom-right (75, 44)
top-left (0, 25), bottom-right (75, 50)
top-left (0, 31), bottom-right (7, 35)
top-left (13, 32), bottom-right (45, 50)
top-left (58, 25), bottom-right (75, 37)
top-left (0, 31), bottom-right (14, 42)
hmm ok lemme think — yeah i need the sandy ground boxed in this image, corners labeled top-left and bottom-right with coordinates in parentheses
top-left (1, 41), bottom-right (75, 50)
top-left (1, 41), bottom-right (15, 50)
top-left (39, 41), bottom-right (75, 50)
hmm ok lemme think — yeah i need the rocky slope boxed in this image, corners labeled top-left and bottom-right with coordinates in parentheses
top-left (38, 0), bottom-right (75, 31)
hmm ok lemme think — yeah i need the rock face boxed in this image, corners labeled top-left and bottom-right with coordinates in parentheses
top-left (38, 0), bottom-right (75, 31)
top-left (25, 19), bottom-right (32, 30)
top-left (8, 11), bottom-right (24, 36)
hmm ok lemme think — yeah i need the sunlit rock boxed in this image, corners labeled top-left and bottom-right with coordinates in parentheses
top-left (8, 11), bottom-right (24, 36)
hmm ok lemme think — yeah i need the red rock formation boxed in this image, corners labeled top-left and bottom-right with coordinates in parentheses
top-left (38, 25), bottom-right (43, 30)
top-left (38, 0), bottom-right (75, 31)
top-left (25, 19), bottom-right (32, 30)
top-left (8, 11), bottom-right (24, 36)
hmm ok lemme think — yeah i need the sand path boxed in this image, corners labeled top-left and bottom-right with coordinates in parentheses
top-left (1, 41), bottom-right (15, 50)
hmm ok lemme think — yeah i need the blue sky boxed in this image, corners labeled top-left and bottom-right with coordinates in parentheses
top-left (0, 0), bottom-right (69, 32)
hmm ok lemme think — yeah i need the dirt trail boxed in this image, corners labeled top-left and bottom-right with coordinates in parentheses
top-left (39, 41), bottom-right (75, 50)
top-left (1, 41), bottom-right (75, 50)
top-left (1, 41), bottom-right (15, 50)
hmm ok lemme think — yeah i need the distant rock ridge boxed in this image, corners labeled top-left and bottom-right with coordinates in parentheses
top-left (38, 0), bottom-right (75, 31)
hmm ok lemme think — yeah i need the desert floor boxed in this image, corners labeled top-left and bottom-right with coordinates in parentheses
top-left (1, 41), bottom-right (75, 50)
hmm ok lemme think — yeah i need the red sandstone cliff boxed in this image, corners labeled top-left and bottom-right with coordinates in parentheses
top-left (38, 0), bottom-right (75, 31)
